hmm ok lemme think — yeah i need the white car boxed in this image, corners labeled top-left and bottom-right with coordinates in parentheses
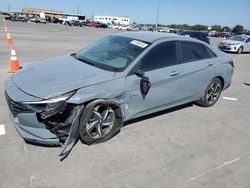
top-left (108, 24), bottom-right (119, 29)
top-left (118, 25), bottom-right (131, 30)
top-left (218, 35), bottom-right (250, 54)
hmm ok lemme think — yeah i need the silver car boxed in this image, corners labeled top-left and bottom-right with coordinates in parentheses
top-left (5, 32), bottom-right (234, 158)
top-left (218, 35), bottom-right (250, 54)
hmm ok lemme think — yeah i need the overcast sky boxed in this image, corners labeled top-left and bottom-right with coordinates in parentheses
top-left (0, 0), bottom-right (249, 28)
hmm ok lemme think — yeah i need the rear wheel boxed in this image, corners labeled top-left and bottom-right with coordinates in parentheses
top-left (198, 78), bottom-right (223, 107)
top-left (79, 100), bottom-right (123, 145)
top-left (237, 46), bottom-right (243, 54)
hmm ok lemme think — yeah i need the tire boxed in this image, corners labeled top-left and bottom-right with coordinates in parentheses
top-left (198, 78), bottom-right (223, 107)
top-left (79, 100), bottom-right (123, 145)
top-left (237, 46), bottom-right (243, 54)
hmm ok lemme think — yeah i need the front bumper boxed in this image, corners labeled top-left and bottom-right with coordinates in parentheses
top-left (218, 45), bottom-right (239, 52)
top-left (9, 112), bottom-right (60, 145)
top-left (5, 76), bottom-right (84, 158)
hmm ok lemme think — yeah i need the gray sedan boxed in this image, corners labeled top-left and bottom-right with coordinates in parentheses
top-left (5, 32), bottom-right (234, 158)
top-left (218, 35), bottom-right (250, 54)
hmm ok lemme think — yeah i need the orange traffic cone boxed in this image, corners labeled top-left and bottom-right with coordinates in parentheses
top-left (4, 26), bottom-right (8, 35)
top-left (6, 32), bottom-right (13, 45)
top-left (8, 46), bottom-right (21, 73)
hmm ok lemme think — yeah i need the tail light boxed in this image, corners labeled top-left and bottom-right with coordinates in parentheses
top-left (229, 60), bottom-right (234, 68)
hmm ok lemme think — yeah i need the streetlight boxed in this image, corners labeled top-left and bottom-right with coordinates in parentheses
top-left (155, 0), bottom-right (160, 31)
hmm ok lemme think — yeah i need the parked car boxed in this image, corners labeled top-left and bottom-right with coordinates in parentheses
top-left (11, 16), bottom-right (27, 22)
top-left (87, 22), bottom-right (99, 27)
top-left (4, 16), bottom-right (13, 20)
top-left (50, 17), bottom-right (64, 24)
top-left (108, 24), bottom-right (119, 29)
top-left (208, 30), bottom-right (220, 37)
top-left (218, 35), bottom-right (250, 54)
top-left (96, 23), bottom-right (108, 28)
top-left (181, 31), bottom-right (210, 44)
top-left (118, 25), bottom-right (131, 30)
top-left (5, 32), bottom-right (234, 158)
top-left (128, 26), bottom-right (140, 31)
top-left (218, 32), bottom-right (229, 38)
top-left (30, 18), bottom-right (46, 24)
top-left (226, 32), bottom-right (237, 39)
top-left (70, 20), bottom-right (85, 27)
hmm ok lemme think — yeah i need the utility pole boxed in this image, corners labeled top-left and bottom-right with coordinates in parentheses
top-left (155, 0), bottom-right (159, 30)
top-left (8, 4), bottom-right (11, 12)
top-left (77, 4), bottom-right (79, 15)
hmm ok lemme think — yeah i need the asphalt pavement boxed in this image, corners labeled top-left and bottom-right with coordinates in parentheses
top-left (0, 20), bottom-right (250, 188)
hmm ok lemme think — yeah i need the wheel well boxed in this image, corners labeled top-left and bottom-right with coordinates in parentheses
top-left (83, 99), bottom-right (123, 117)
top-left (238, 46), bottom-right (244, 51)
top-left (215, 76), bottom-right (224, 88)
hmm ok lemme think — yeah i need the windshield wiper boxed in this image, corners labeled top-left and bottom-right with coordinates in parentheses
top-left (72, 54), bottom-right (97, 67)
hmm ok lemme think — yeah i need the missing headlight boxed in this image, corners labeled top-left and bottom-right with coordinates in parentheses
top-left (37, 103), bottom-right (78, 144)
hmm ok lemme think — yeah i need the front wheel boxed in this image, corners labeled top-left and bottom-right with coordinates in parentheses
top-left (237, 46), bottom-right (243, 54)
top-left (79, 100), bottom-right (123, 145)
top-left (198, 78), bottom-right (223, 107)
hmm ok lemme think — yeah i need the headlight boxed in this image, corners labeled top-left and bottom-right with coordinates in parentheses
top-left (22, 91), bottom-right (76, 118)
top-left (23, 91), bottom-right (76, 104)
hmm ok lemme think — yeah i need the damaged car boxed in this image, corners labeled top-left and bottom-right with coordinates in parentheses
top-left (5, 32), bottom-right (234, 158)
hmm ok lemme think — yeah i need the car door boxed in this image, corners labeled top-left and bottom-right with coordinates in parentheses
top-left (175, 41), bottom-right (218, 100)
top-left (124, 41), bottom-right (185, 119)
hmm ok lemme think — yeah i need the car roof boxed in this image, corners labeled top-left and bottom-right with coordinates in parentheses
top-left (114, 31), bottom-right (188, 43)
top-left (237, 34), bottom-right (250, 38)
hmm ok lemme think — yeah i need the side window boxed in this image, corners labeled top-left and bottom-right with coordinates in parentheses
top-left (140, 42), bottom-right (178, 72)
top-left (246, 38), bottom-right (250, 43)
top-left (181, 42), bottom-right (208, 62)
top-left (202, 45), bottom-right (217, 58)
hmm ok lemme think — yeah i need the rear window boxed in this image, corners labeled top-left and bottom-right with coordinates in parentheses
top-left (202, 45), bottom-right (217, 58)
top-left (180, 42), bottom-right (216, 62)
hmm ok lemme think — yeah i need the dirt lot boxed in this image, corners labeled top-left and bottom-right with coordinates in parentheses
top-left (0, 20), bottom-right (250, 188)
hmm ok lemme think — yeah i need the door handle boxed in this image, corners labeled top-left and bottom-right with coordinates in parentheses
top-left (169, 71), bottom-right (180, 76)
top-left (207, 62), bottom-right (213, 66)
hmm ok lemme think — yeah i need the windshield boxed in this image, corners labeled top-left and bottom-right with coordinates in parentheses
top-left (229, 36), bottom-right (247, 42)
top-left (75, 36), bottom-right (150, 72)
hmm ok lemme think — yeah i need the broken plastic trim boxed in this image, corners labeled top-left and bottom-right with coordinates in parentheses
top-left (36, 101), bottom-right (84, 160)
top-left (59, 105), bottom-right (84, 160)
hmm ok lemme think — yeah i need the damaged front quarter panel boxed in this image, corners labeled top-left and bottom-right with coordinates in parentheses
top-left (58, 105), bottom-right (84, 160)
top-left (36, 102), bottom-right (84, 160)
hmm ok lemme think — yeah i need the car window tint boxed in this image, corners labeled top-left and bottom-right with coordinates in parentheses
top-left (140, 42), bottom-right (177, 72)
top-left (181, 42), bottom-right (208, 62)
top-left (202, 45), bottom-right (217, 58)
top-left (246, 38), bottom-right (250, 43)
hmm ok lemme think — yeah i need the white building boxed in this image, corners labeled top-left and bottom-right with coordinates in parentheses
top-left (94, 15), bottom-right (130, 25)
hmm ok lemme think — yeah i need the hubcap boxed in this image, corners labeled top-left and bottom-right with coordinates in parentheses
top-left (206, 80), bottom-right (221, 105)
top-left (86, 104), bottom-right (115, 139)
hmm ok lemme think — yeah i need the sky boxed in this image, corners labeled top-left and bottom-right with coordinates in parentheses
top-left (0, 0), bottom-right (249, 28)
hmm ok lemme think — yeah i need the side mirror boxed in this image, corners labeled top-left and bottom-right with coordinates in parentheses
top-left (134, 69), bottom-right (151, 99)
top-left (134, 69), bottom-right (145, 78)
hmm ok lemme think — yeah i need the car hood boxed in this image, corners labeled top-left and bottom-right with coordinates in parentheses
top-left (220, 40), bottom-right (242, 45)
top-left (13, 55), bottom-right (115, 99)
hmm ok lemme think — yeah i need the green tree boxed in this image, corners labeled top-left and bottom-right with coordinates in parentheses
top-left (169, 24), bottom-right (177, 29)
top-left (211, 25), bottom-right (222, 31)
top-left (191, 24), bottom-right (208, 31)
top-left (222, 26), bottom-right (231, 32)
top-left (232, 25), bottom-right (244, 33)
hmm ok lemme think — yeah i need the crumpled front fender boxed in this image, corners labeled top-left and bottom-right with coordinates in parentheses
top-left (58, 105), bottom-right (84, 160)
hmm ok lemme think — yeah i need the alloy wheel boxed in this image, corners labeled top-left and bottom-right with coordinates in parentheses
top-left (86, 104), bottom-right (115, 139)
top-left (206, 80), bottom-right (222, 105)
